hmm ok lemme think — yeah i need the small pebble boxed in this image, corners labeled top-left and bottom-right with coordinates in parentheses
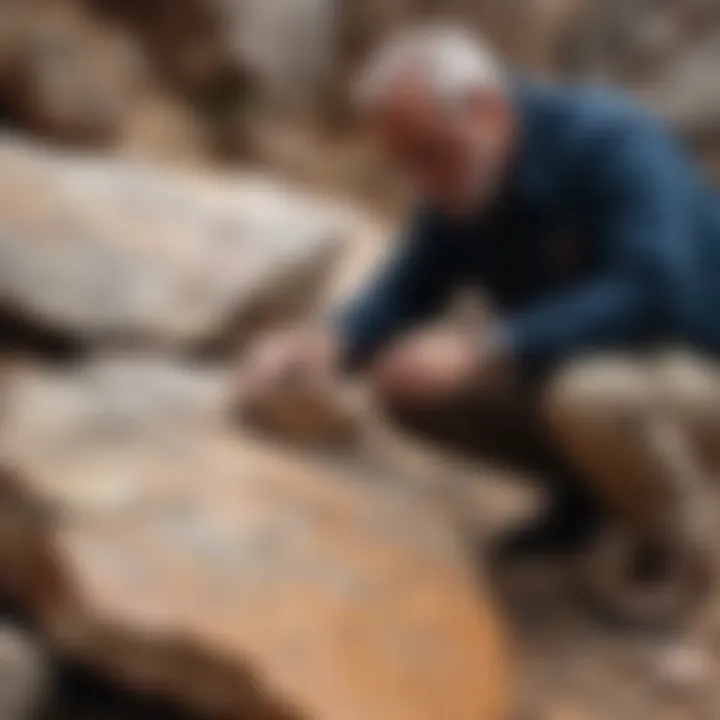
top-left (654, 643), bottom-right (713, 697)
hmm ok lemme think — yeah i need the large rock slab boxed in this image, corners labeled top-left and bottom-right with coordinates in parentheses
top-left (0, 358), bottom-right (511, 720)
top-left (0, 140), bottom-right (346, 352)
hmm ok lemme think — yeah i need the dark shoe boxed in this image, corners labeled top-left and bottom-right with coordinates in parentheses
top-left (493, 499), bottom-right (603, 562)
top-left (569, 532), bottom-right (716, 632)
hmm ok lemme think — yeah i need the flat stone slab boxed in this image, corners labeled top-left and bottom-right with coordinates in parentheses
top-left (0, 359), bottom-right (511, 720)
top-left (0, 139), bottom-right (346, 351)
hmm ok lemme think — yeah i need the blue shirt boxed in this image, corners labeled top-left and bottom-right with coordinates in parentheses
top-left (339, 80), bottom-right (720, 373)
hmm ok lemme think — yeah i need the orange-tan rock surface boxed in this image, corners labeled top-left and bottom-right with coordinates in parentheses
top-left (0, 358), bottom-right (512, 720)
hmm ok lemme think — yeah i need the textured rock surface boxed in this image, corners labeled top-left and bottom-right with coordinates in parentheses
top-left (0, 140), bottom-right (346, 352)
top-left (0, 359), bottom-right (511, 720)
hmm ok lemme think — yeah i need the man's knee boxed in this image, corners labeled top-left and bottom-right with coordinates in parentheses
top-left (541, 356), bottom-right (653, 444)
top-left (654, 351), bottom-right (720, 464)
top-left (655, 351), bottom-right (718, 417)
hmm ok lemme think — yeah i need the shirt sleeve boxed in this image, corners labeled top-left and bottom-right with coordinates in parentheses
top-left (336, 208), bottom-right (458, 367)
top-left (500, 119), bottom-right (699, 370)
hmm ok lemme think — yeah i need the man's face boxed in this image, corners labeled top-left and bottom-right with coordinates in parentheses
top-left (368, 76), bottom-right (513, 217)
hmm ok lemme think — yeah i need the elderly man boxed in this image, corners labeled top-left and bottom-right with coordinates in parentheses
top-left (243, 25), bottom-right (720, 607)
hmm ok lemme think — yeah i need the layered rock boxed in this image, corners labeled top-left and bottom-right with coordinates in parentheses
top-left (0, 140), bottom-right (347, 352)
top-left (0, 358), bottom-right (511, 720)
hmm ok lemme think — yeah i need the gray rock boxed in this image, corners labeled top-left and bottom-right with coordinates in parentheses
top-left (0, 139), bottom-right (347, 353)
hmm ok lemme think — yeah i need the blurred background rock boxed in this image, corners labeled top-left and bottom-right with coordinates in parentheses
top-left (0, 0), bottom-right (718, 193)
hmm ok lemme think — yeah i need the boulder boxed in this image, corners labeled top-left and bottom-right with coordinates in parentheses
top-left (0, 0), bottom-right (245, 158)
top-left (0, 140), bottom-right (347, 353)
top-left (0, 2), bottom-right (150, 145)
top-left (0, 358), bottom-right (512, 720)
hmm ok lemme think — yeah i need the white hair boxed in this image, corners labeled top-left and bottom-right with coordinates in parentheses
top-left (355, 23), bottom-right (506, 111)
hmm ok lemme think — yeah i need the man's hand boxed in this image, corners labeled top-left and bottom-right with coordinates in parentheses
top-left (371, 326), bottom-right (507, 409)
top-left (238, 326), bottom-right (343, 403)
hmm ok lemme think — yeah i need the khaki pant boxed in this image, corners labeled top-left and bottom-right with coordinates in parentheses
top-left (385, 350), bottom-right (720, 555)
top-left (544, 350), bottom-right (720, 554)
